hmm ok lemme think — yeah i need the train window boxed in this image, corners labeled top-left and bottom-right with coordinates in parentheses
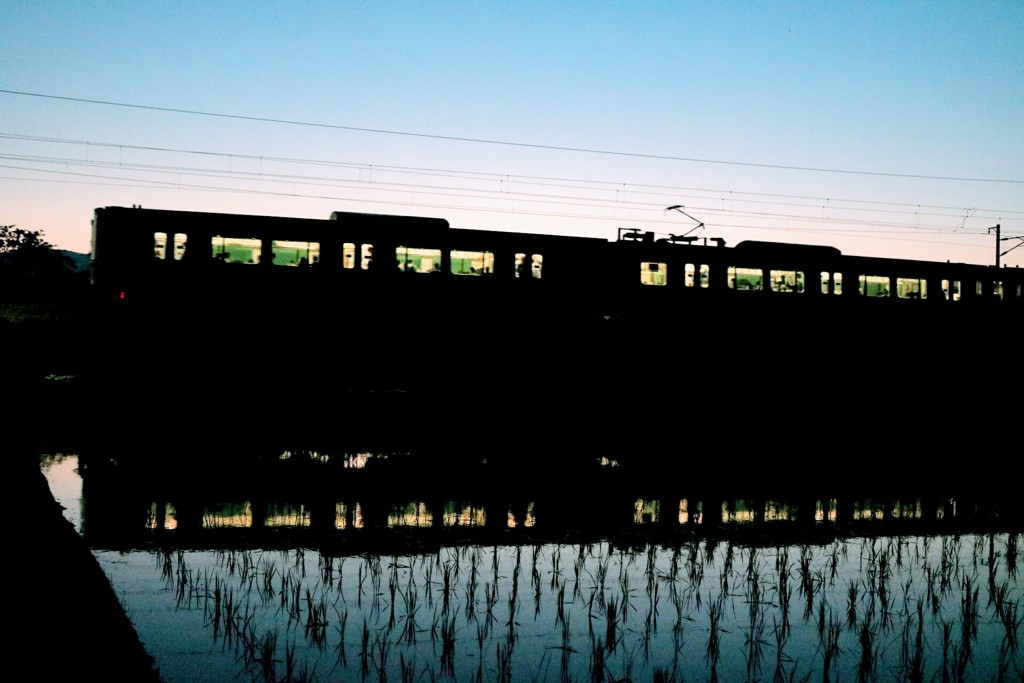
top-left (975, 279), bottom-right (983, 296)
top-left (700, 264), bottom-right (709, 288)
top-left (212, 236), bottom-right (261, 264)
top-left (770, 270), bottom-right (804, 293)
top-left (271, 240), bottom-right (320, 267)
top-left (821, 272), bottom-right (843, 295)
top-left (153, 232), bottom-right (167, 260)
top-left (941, 279), bottom-right (961, 301)
top-left (172, 234), bottom-right (187, 261)
top-left (395, 246), bottom-right (442, 273)
top-left (992, 281), bottom-right (1004, 300)
top-left (727, 267), bottom-right (763, 291)
top-left (685, 263), bottom-right (695, 287)
top-left (451, 250), bottom-right (494, 276)
top-left (858, 275), bottom-right (890, 297)
top-left (361, 244), bottom-right (373, 271)
top-left (343, 243), bottom-right (356, 269)
top-left (515, 253), bottom-right (543, 279)
top-left (896, 277), bottom-right (927, 300)
top-left (640, 262), bottom-right (667, 286)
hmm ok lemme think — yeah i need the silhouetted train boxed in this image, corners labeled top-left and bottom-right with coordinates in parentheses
top-left (91, 205), bottom-right (1022, 307)
top-left (89, 205), bottom-right (1021, 386)
top-left (85, 204), bottom-right (1024, 457)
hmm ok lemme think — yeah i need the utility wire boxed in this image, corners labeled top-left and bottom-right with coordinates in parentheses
top-left (3, 89), bottom-right (1021, 184)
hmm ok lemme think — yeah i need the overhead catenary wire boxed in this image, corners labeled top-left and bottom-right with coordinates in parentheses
top-left (2, 89), bottom-right (1022, 185)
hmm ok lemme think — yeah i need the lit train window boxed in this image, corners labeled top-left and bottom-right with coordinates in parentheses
top-left (271, 240), bottom-right (320, 267)
top-left (896, 277), bottom-right (927, 300)
top-left (153, 232), bottom-right (167, 259)
top-left (343, 243), bottom-right (356, 269)
top-left (975, 280), bottom-right (983, 296)
top-left (212, 236), bottom-right (261, 264)
top-left (685, 263), bottom-right (695, 287)
top-left (821, 272), bottom-right (843, 295)
top-left (858, 275), bottom-right (890, 297)
top-left (361, 244), bottom-right (373, 270)
top-left (699, 264), bottom-right (709, 288)
top-left (727, 266), bottom-right (763, 291)
top-left (172, 234), bottom-right (187, 261)
top-left (515, 253), bottom-right (543, 279)
top-left (941, 279), bottom-right (961, 301)
top-left (770, 270), bottom-right (804, 293)
top-left (640, 262), bottom-right (667, 286)
top-left (451, 250), bottom-right (494, 276)
top-left (992, 280), bottom-right (1004, 300)
top-left (395, 246), bottom-right (442, 273)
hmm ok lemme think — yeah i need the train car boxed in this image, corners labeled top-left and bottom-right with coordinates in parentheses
top-left (89, 206), bottom-right (1021, 399)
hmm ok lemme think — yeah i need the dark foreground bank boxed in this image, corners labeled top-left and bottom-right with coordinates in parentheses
top-left (19, 451), bottom-right (162, 682)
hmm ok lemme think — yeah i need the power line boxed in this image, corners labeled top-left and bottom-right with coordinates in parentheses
top-left (4, 132), bottom-right (1022, 219)
top-left (3, 89), bottom-right (1021, 185)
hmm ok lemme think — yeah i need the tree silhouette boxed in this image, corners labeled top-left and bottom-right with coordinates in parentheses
top-left (0, 225), bottom-right (83, 302)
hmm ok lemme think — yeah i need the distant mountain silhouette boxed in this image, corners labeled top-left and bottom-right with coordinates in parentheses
top-left (59, 250), bottom-right (90, 272)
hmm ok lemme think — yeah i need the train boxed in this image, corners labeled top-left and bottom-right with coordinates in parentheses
top-left (88, 205), bottom-right (1021, 390)
top-left (83, 204), bottom-right (1024, 458)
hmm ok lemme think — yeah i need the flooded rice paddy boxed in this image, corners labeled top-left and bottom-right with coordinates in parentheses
top-left (42, 453), bottom-right (1021, 683)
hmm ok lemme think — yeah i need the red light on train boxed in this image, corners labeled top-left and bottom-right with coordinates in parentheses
top-left (119, 291), bottom-right (125, 299)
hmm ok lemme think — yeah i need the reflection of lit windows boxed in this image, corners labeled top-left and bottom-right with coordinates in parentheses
top-left (203, 502), bottom-right (253, 528)
top-left (858, 275), bottom-right (890, 297)
top-left (153, 232), bottom-right (167, 259)
top-left (334, 502), bottom-right (363, 529)
top-left (770, 269), bottom-right (804, 293)
top-left (443, 502), bottom-right (486, 527)
top-left (212, 236), bottom-right (262, 264)
top-left (640, 261), bottom-right (667, 286)
top-left (395, 246), bottom-right (442, 273)
top-left (815, 500), bottom-right (837, 523)
top-left (634, 499), bottom-right (660, 524)
top-left (507, 502), bottom-right (535, 528)
top-left (271, 239), bottom-right (320, 266)
top-left (679, 499), bottom-right (701, 524)
top-left (727, 266), bottom-right (763, 291)
top-left (450, 250), bottom-right (494, 276)
top-left (388, 502), bottom-right (433, 528)
top-left (896, 277), bottom-right (927, 299)
top-left (515, 253), bottom-right (543, 279)
top-left (264, 503), bottom-right (311, 528)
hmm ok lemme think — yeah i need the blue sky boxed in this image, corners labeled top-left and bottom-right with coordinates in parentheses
top-left (2, 1), bottom-right (1021, 265)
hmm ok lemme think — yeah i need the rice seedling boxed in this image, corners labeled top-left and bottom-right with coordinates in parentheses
top-left (705, 591), bottom-right (724, 672)
top-left (856, 617), bottom-right (876, 683)
top-left (605, 596), bottom-right (619, 653)
top-left (495, 641), bottom-right (513, 683)
top-left (820, 614), bottom-right (841, 683)
top-left (588, 634), bottom-right (605, 683)
top-left (439, 612), bottom-right (457, 678)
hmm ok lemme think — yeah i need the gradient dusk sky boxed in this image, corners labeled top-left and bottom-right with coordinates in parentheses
top-left (2, 1), bottom-right (1021, 266)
